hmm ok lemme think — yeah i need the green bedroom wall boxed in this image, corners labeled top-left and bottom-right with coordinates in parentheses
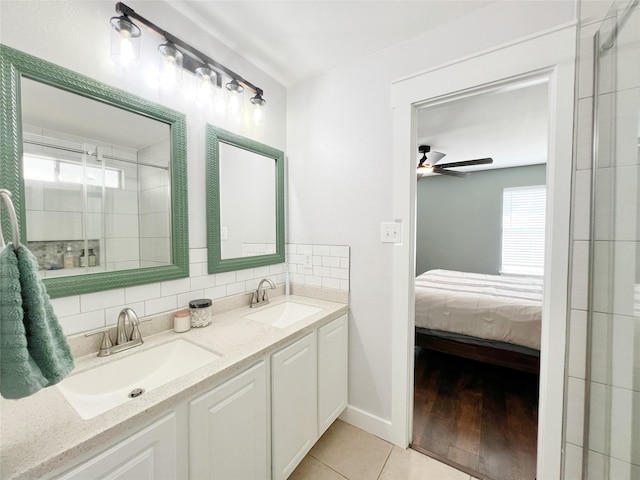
top-left (416, 164), bottom-right (546, 276)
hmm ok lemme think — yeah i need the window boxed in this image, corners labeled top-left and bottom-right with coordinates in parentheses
top-left (23, 154), bottom-right (122, 189)
top-left (501, 185), bottom-right (546, 276)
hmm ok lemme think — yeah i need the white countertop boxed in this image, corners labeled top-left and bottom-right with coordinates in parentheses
top-left (0, 295), bottom-right (348, 480)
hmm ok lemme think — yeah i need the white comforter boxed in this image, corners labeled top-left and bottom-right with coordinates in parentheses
top-left (415, 269), bottom-right (543, 350)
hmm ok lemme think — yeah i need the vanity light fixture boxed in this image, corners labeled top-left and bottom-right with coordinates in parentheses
top-left (109, 2), bottom-right (266, 118)
top-left (110, 14), bottom-right (141, 67)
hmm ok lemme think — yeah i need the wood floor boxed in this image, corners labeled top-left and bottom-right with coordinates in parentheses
top-left (411, 347), bottom-right (539, 480)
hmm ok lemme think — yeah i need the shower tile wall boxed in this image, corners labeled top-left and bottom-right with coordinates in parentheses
top-left (22, 125), bottom-right (141, 272)
top-left (564, 1), bottom-right (640, 478)
top-left (50, 243), bottom-right (350, 336)
top-left (138, 137), bottom-right (171, 268)
top-left (104, 153), bottom-right (141, 271)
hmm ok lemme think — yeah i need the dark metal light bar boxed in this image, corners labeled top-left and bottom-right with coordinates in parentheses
top-left (114, 2), bottom-right (264, 97)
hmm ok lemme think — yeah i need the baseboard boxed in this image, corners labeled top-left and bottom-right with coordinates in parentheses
top-left (338, 405), bottom-right (394, 443)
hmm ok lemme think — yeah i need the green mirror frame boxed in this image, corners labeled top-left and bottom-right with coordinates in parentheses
top-left (0, 44), bottom-right (189, 298)
top-left (206, 125), bottom-right (285, 273)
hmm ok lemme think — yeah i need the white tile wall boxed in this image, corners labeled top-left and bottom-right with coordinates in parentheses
top-left (571, 241), bottom-right (590, 311)
top-left (572, 169), bottom-right (591, 241)
top-left (566, 3), bottom-right (640, 476)
top-left (52, 243), bottom-right (350, 336)
top-left (564, 443), bottom-right (583, 480)
top-left (566, 376), bottom-right (586, 446)
top-left (568, 309), bottom-right (587, 379)
top-left (287, 244), bottom-right (350, 291)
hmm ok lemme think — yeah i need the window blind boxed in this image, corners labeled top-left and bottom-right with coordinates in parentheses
top-left (501, 185), bottom-right (546, 276)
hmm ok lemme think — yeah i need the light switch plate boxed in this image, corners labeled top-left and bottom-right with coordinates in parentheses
top-left (221, 226), bottom-right (228, 241)
top-left (381, 222), bottom-right (401, 243)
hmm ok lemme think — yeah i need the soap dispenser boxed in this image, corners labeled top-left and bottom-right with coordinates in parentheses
top-left (88, 248), bottom-right (97, 267)
top-left (63, 244), bottom-right (74, 269)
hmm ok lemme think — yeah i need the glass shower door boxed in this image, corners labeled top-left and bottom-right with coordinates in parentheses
top-left (585, 0), bottom-right (640, 477)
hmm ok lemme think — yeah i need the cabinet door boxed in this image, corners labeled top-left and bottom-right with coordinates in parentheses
top-left (189, 361), bottom-right (268, 480)
top-left (57, 413), bottom-right (177, 480)
top-left (271, 332), bottom-right (317, 480)
top-left (318, 314), bottom-right (348, 435)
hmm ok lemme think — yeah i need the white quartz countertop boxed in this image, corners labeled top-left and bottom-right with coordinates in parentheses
top-left (0, 295), bottom-right (348, 480)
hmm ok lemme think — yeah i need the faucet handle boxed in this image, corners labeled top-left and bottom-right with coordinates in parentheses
top-left (97, 331), bottom-right (113, 356)
top-left (85, 328), bottom-right (113, 357)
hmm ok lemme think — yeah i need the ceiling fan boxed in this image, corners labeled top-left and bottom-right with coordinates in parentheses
top-left (417, 145), bottom-right (493, 179)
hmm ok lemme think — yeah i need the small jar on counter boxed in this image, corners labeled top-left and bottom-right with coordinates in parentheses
top-left (189, 298), bottom-right (213, 328)
top-left (173, 309), bottom-right (191, 333)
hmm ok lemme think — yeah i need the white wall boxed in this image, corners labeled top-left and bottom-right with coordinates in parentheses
top-left (287, 0), bottom-right (576, 432)
top-left (0, 0), bottom-right (287, 332)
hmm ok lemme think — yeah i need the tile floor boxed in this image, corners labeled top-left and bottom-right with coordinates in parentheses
top-left (290, 419), bottom-right (478, 480)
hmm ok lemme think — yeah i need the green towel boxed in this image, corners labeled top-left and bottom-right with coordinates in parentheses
top-left (0, 243), bottom-right (74, 399)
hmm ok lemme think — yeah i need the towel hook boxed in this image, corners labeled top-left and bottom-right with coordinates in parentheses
top-left (0, 189), bottom-right (21, 249)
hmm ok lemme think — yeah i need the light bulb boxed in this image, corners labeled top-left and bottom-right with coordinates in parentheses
top-left (158, 43), bottom-right (183, 88)
top-left (195, 67), bottom-right (217, 104)
top-left (250, 93), bottom-right (266, 126)
top-left (228, 93), bottom-right (241, 113)
top-left (225, 79), bottom-right (244, 115)
top-left (120, 35), bottom-right (135, 67)
top-left (252, 104), bottom-right (264, 126)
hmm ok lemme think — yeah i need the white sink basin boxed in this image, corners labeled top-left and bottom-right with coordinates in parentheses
top-left (58, 339), bottom-right (220, 419)
top-left (244, 302), bottom-right (322, 328)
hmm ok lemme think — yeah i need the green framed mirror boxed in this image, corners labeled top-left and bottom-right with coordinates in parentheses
top-left (206, 125), bottom-right (284, 273)
top-left (0, 44), bottom-right (189, 298)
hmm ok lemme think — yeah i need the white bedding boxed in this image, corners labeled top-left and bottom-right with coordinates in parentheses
top-left (415, 269), bottom-right (543, 350)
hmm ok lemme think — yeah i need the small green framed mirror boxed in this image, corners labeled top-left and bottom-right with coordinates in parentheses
top-left (206, 125), bottom-right (284, 273)
top-left (0, 44), bottom-right (189, 298)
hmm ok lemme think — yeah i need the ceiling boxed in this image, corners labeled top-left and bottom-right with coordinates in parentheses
top-left (417, 79), bottom-right (549, 175)
top-left (167, 1), bottom-right (497, 87)
top-left (21, 78), bottom-right (169, 150)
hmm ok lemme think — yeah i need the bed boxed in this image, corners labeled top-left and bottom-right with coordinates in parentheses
top-left (414, 269), bottom-right (543, 373)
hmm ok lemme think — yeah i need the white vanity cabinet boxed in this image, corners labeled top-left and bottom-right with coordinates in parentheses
top-left (188, 360), bottom-right (269, 480)
top-left (56, 412), bottom-right (178, 480)
top-left (41, 305), bottom-right (348, 480)
top-left (318, 314), bottom-right (348, 435)
top-left (271, 331), bottom-right (318, 480)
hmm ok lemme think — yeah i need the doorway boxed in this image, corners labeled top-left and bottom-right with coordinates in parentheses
top-left (410, 78), bottom-right (549, 479)
top-left (389, 27), bottom-right (576, 478)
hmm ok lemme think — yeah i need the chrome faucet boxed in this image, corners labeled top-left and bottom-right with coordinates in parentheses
top-left (116, 308), bottom-right (142, 346)
top-left (86, 308), bottom-right (143, 357)
top-left (250, 278), bottom-right (276, 308)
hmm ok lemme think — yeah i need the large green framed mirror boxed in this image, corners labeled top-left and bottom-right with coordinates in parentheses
top-left (0, 44), bottom-right (189, 298)
top-left (206, 125), bottom-right (284, 273)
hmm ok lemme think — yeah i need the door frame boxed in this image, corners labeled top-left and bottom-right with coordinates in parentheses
top-left (389, 25), bottom-right (577, 478)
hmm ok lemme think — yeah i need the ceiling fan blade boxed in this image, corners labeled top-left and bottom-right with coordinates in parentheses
top-left (428, 151), bottom-right (446, 166)
top-left (432, 167), bottom-right (469, 178)
top-left (439, 157), bottom-right (493, 168)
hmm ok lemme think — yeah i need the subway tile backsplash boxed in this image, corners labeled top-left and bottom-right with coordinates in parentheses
top-left (52, 243), bottom-right (350, 336)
